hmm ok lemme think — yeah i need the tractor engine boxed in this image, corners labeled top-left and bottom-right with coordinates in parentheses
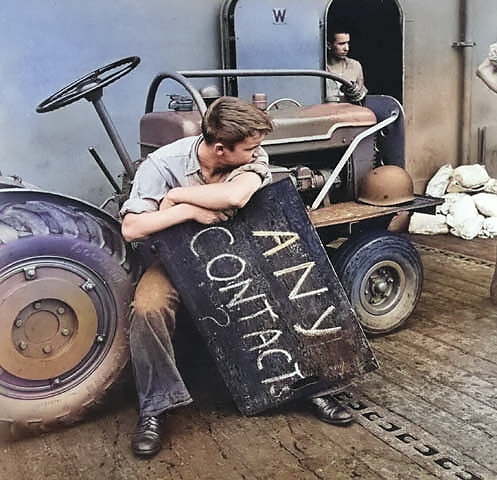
top-left (139, 95), bottom-right (386, 208)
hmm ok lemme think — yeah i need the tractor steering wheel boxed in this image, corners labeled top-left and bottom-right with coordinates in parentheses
top-left (36, 56), bottom-right (140, 113)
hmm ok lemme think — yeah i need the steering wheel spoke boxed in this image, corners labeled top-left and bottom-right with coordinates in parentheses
top-left (36, 56), bottom-right (140, 113)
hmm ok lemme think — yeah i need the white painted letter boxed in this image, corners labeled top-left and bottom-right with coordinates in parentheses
top-left (190, 226), bottom-right (234, 258)
top-left (273, 261), bottom-right (328, 300)
top-left (206, 253), bottom-right (246, 282)
top-left (242, 329), bottom-right (283, 352)
top-left (252, 231), bottom-right (300, 257)
top-left (293, 305), bottom-right (342, 337)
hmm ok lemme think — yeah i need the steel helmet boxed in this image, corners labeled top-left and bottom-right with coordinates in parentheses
top-left (358, 165), bottom-right (415, 206)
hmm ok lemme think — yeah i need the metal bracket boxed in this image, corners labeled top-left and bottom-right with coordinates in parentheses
top-left (310, 109), bottom-right (400, 210)
top-left (451, 41), bottom-right (476, 48)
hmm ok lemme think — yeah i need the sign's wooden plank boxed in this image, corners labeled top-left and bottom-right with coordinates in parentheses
top-left (147, 178), bottom-right (378, 415)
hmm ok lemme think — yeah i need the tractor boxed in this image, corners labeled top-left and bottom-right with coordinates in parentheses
top-left (0, 56), bottom-right (440, 436)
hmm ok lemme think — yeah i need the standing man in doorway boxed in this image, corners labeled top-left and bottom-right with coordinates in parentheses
top-left (326, 28), bottom-right (367, 104)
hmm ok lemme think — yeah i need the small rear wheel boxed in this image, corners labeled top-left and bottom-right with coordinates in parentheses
top-left (332, 231), bottom-right (423, 335)
top-left (0, 198), bottom-right (137, 437)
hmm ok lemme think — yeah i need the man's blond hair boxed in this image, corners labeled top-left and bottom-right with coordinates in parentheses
top-left (202, 96), bottom-right (273, 149)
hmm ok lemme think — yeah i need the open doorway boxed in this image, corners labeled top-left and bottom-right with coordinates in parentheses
top-left (326, 0), bottom-right (403, 102)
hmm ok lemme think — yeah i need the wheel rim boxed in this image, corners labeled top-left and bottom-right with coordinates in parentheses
top-left (0, 256), bottom-right (118, 399)
top-left (358, 260), bottom-right (405, 316)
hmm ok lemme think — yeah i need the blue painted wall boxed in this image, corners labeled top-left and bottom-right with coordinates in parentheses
top-left (0, 0), bottom-right (222, 204)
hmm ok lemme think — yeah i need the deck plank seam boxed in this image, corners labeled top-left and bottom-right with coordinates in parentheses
top-left (414, 243), bottom-right (496, 268)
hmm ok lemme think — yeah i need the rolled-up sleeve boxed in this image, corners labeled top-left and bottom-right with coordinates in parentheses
top-left (120, 197), bottom-right (157, 217)
top-left (225, 147), bottom-right (272, 189)
top-left (120, 158), bottom-right (171, 217)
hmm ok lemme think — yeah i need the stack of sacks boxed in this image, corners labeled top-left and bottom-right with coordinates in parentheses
top-left (409, 164), bottom-right (497, 239)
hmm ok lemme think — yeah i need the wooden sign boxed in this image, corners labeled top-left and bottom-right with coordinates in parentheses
top-left (147, 178), bottom-right (378, 415)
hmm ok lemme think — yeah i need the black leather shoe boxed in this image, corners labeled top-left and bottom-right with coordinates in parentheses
top-left (131, 415), bottom-right (162, 457)
top-left (310, 395), bottom-right (353, 425)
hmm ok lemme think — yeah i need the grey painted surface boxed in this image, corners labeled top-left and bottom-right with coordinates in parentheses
top-left (234, 0), bottom-right (328, 104)
top-left (402, 0), bottom-right (461, 191)
top-left (1, 0), bottom-right (497, 204)
top-left (0, 0), bottom-right (223, 205)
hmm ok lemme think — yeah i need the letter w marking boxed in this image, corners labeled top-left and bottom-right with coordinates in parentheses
top-left (272, 8), bottom-right (286, 24)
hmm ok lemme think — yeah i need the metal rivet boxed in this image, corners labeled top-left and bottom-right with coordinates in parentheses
top-left (82, 280), bottom-right (95, 292)
top-left (24, 267), bottom-right (36, 280)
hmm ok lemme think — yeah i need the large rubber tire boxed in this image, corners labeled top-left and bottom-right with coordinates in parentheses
top-left (332, 231), bottom-right (423, 335)
top-left (0, 198), bottom-right (137, 438)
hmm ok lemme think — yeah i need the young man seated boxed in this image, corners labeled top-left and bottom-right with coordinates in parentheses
top-left (120, 96), bottom-right (354, 458)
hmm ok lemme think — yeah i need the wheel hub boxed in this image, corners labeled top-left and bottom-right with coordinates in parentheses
top-left (12, 298), bottom-right (78, 359)
top-left (361, 262), bottom-right (404, 315)
top-left (368, 269), bottom-right (395, 302)
top-left (0, 264), bottom-right (99, 380)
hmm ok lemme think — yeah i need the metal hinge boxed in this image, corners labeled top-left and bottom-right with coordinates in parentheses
top-left (451, 41), bottom-right (476, 48)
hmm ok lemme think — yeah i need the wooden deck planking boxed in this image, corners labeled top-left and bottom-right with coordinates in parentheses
top-left (369, 340), bottom-right (497, 438)
top-left (350, 376), bottom-right (496, 479)
top-left (411, 234), bottom-right (497, 264)
top-left (280, 413), bottom-right (441, 480)
top-left (2, 234), bottom-right (497, 480)
top-left (347, 236), bottom-right (497, 479)
top-left (173, 325), bottom-right (439, 480)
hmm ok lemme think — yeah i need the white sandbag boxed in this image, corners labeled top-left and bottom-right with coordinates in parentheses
top-left (447, 194), bottom-right (479, 228)
top-left (446, 181), bottom-right (486, 194)
top-left (449, 215), bottom-right (484, 240)
top-left (437, 192), bottom-right (469, 216)
top-left (452, 164), bottom-right (490, 189)
top-left (480, 217), bottom-right (497, 238)
top-left (425, 164), bottom-right (453, 198)
top-left (408, 212), bottom-right (449, 235)
top-left (484, 178), bottom-right (497, 194)
top-left (473, 192), bottom-right (497, 217)
top-left (440, 192), bottom-right (486, 239)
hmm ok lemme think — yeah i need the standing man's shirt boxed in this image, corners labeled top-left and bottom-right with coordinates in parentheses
top-left (326, 57), bottom-right (365, 103)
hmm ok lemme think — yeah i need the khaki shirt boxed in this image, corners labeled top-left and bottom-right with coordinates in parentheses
top-left (326, 57), bottom-right (364, 102)
top-left (120, 135), bottom-right (271, 216)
